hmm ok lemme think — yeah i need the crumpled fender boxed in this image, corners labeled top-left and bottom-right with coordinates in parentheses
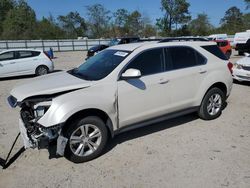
top-left (37, 82), bottom-right (119, 131)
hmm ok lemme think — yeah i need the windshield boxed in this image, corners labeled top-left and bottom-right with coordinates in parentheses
top-left (69, 49), bottom-right (130, 80)
top-left (108, 39), bottom-right (121, 46)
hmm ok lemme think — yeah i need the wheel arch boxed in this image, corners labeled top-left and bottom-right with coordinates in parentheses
top-left (62, 108), bottom-right (114, 137)
top-left (35, 64), bottom-right (49, 74)
top-left (206, 82), bottom-right (227, 96)
top-left (200, 82), bottom-right (227, 106)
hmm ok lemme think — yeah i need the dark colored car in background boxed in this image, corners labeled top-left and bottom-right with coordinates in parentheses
top-left (86, 37), bottom-right (140, 58)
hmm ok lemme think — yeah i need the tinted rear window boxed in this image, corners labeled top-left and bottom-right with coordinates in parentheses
top-left (202, 45), bottom-right (228, 60)
top-left (32, 51), bottom-right (41, 56)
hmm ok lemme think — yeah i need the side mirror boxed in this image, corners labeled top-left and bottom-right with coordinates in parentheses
top-left (121, 68), bottom-right (141, 80)
top-left (244, 53), bottom-right (250, 57)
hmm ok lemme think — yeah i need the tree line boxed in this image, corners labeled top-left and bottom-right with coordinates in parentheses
top-left (0, 0), bottom-right (249, 40)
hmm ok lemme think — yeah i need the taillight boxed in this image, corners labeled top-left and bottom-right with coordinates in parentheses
top-left (227, 62), bottom-right (233, 74)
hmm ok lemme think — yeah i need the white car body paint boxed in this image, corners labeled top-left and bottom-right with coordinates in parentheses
top-left (9, 41), bottom-right (233, 152)
top-left (0, 49), bottom-right (54, 78)
top-left (232, 54), bottom-right (250, 82)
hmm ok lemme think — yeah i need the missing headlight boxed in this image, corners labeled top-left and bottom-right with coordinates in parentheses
top-left (33, 101), bottom-right (52, 118)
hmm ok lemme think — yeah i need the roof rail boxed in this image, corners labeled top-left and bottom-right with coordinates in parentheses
top-left (138, 39), bottom-right (162, 42)
top-left (159, 37), bottom-right (209, 43)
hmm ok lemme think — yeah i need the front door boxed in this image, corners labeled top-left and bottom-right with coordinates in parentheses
top-left (117, 48), bottom-right (171, 127)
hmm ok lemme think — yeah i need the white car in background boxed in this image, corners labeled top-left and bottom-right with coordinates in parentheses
top-left (0, 49), bottom-right (54, 78)
top-left (233, 53), bottom-right (250, 82)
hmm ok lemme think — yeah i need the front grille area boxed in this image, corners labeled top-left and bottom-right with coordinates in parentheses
top-left (242, 66), bottom-right (250, 71)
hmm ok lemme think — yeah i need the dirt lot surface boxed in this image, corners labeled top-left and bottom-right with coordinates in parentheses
top-left (0, 51), bottom-right (249, 188)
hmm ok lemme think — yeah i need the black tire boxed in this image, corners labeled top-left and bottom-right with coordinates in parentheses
top-left (35, 65), bottom-right (48, 76)
top-left (64, 116), bottom-right (108, 163)
top-left (198, 87), bottom-right (226, 120)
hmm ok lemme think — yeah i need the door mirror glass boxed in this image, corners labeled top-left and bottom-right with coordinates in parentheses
top-left (121, 68), bottom-right (141, 79)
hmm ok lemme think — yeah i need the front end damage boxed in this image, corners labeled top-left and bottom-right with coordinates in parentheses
top-left (8, 96), bottom-right (67, 156)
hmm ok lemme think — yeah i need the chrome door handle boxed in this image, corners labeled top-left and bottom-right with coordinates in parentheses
top-left (199, 70), bottom-right (207, 74)
top-left (158, 79), bottom-right (169, 84)
top-left (10, 62), bottom-right (16, 64)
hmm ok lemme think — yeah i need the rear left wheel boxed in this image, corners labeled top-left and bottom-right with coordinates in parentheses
top-left (36, 65), bottom-right (48, 76)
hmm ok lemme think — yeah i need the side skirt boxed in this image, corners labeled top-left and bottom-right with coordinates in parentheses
top-left (114, 107), bottom-right (199, 135)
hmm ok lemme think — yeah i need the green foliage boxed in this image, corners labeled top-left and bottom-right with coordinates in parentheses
top-left (188, 13), bottom-right (213, 36)
top-left (158, 0), bottom-right (191, 35)
top-left (58, 11), bottom-right (87, 38)
top-left (0, 1), bottom-right (249, 40)
top-left (0, 0), bottom-right (15, 35)
top-left (36, 16), bottom-right (66, 39)
top-left (219, 6), bottom-right (244, 34)
top-left (86, 4), bottom-right (111, 38)
top-left (1, 0), bottom-right (37, 39)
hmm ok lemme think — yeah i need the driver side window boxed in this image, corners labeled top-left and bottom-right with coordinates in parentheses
top-left (125, 48), bottom-right (164, 76)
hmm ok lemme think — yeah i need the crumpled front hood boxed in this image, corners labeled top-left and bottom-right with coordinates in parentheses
top-left (10, 71), bottom-right (93, 102)
top-left (237, 56), bottom-right (250, 66)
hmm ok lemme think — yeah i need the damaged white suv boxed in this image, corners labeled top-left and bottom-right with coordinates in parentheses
top-left (8, 41), bottom-right (233, 163)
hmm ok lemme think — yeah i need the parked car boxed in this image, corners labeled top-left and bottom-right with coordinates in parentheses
top-left (8, 41), bottom-right (233, 163)
top-left (86, 37), bottom-right (140, 58)
top-left (234, 30), bottom-right (250, 55)
top-left (0, 49), bottom-right (54, 78)
top-left (232, 53), bottom-right (250, 82)
top-left (207, 34), bottom-right (228, 41)
top-left (214, 40), bottom-right (232, 59)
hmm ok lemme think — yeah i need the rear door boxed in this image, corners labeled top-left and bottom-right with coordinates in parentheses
top-left (15, 51), bottom-right (40, 74)
top-left (0, 51), bottom-right (19, 77)
top-left (164, 46), bottom-right (207, 111)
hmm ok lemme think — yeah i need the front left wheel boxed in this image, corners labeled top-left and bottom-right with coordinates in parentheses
top-left (64, 116), bottom-right (108, 163)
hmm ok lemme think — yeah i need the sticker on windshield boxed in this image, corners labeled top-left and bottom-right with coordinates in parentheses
top-left (114, 51), bottom-right (128, 57)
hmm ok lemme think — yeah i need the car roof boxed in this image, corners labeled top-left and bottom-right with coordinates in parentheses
top-left (108, 41), bottom-right (158, 51)
top-left (108, 41), bottom-right (216, 52)
top-left (0, 49), bottom-right (42, 53)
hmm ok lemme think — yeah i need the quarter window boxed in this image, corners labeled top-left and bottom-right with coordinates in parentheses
top-left (125, 48), bottom-right (164, 76)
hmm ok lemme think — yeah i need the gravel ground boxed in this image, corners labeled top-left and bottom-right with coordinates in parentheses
top-left (0, 50), bottom-right (249, 188)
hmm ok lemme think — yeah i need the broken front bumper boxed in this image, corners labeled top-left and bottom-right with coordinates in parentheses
top-left (18, 118), bottom-right (68, 156)
top-left (19, 118), bottom-right (34, 149)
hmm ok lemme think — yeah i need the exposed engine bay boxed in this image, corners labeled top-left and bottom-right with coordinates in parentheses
top-left (16, 97), bottom-right (67, 155)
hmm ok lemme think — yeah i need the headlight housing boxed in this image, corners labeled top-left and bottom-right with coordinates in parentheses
top-left (235, 63), bottom-right (243, 69)
top-left (34, 101), bottom-right (52, 119)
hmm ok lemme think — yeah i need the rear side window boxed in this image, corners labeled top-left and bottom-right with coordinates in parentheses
top-left (32, 51), bottom-right (41, 57)
top-left (18, 51), bottom-right (41, 59)
top-left (0, 52), bottom-right (15, 61)
top-left (216, 41), bottom-right (228, 47)
top-left (202, 45), bottom-right (228, 60)
top-left (166, 47), bottom-right (206, 70)
top-left (18, 51), bottom-right (33, 58)
top-left (126, 48), bottom-right (164, 76)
